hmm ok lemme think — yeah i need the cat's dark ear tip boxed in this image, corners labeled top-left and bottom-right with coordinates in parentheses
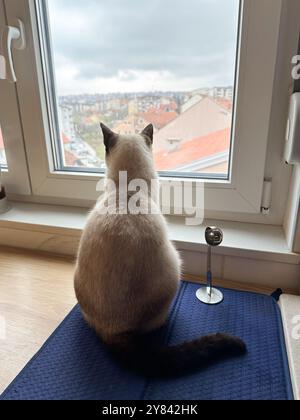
top-left (100, 123), bottom-right (115, 137)
top-left (142, 124), bottom-right (154, 143)
top-left (100, 123), bottom-right (117, 150)
top-left (100, 122), bottom-right (108, 131)
top-left (145, 123), bottom-right (154, 133)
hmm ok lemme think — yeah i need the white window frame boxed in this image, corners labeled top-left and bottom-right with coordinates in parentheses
top-left (1, 0), bottom-right (299, 223)
top-left (0, 0), bottom-right (31, 195)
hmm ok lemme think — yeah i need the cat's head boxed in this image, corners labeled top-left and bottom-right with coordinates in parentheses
top-left (100, 123), bottom-right (154, 166)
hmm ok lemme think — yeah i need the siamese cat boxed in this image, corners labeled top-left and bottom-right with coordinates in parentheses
top-left (74, 123), bottom-right (246, 377)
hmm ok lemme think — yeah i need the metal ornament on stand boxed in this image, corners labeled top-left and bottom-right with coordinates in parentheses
top-left (196, 227), bottom-right (224, 305)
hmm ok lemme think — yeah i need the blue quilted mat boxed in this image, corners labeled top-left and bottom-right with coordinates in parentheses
top-left (1, 281), bottom-right (293, 400)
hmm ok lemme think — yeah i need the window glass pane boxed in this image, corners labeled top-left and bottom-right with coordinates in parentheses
top-left (44, 0), bottom-right (240, 177)
top-left (0, 125), bottom-right (7, 167)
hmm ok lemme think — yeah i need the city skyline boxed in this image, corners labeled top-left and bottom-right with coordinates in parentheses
top-left (58, 85), bottom-right (234, 98)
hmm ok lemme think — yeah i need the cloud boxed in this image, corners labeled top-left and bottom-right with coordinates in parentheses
top-left (47, 0), bottom-right (239, 94)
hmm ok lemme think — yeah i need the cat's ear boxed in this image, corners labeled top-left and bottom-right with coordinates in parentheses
top-left (141, 124), bottom-right (154, 146)
top-left (100, 123), bottom-right (117, 153)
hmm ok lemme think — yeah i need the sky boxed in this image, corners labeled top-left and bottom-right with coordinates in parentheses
top-left (48, 0), bottom-right (240, 95)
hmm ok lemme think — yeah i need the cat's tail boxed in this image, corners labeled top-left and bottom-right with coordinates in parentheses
top-left (108, 333), bottom-right (247, 377)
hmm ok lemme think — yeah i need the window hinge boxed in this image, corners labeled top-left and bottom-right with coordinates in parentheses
top-left (261, 179), bottom-right (272, 215)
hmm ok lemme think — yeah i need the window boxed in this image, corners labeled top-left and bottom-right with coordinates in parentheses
top-left (1, 0), bottom-right (299, 222)
top-left (42, 0), bottom-right (240, 178)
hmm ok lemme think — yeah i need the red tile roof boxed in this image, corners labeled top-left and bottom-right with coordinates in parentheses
top-left (62, 132), bottom-right (71, 144)
top-left (154, 127), bottom-right (230, 170)
top-left (154, 97), bottom-right (231, 153)
top-left (214, 98), bottom-right (232, 111)
top-left (158, 102), bottom-right (178, 112)
top-left (142, 110), bottom-right (178, 130)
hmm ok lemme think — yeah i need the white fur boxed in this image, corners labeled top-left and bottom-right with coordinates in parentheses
top-left (74, 132), bottom-right (181, 343)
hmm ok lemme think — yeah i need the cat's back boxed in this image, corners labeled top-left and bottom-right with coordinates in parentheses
top-left (83, 201), bottom-right (167, 252)
top-left (75, 199), bottom-right (179, 295)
